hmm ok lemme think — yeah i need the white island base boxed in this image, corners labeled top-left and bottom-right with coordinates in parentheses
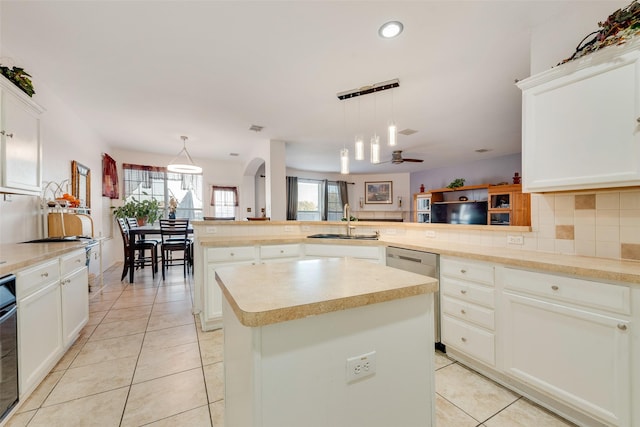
top-left (218, 258), bottom-right (436, 427)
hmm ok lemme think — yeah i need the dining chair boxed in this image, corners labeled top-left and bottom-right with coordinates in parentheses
top-left (159, 218), bottom-right (191, 279)
top-left (116, 217), bottom-right (159, 281)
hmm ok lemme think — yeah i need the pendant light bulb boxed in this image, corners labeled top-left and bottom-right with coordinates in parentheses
top-left (370, 134), bottom-right (380, 164)
top-left (340, 148), bottom-right (350, 174)
top-left (388, 121), bottom-right (397, 147)
top-left (354, 135), bottom-right (364, 160)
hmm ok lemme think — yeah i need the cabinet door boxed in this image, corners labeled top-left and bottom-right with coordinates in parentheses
top-left (1, 89), bottom-right (41, 193)
top-left (61, 267), bottom-right (89, 346)
top-left (17, 281), bottom-right (63, 396)
top-left (502, 291), bottom-right (630, 426)
top-left (205, 260), bottom-right (255, 328)
top-left (520, 51), bottom-right (640, 192)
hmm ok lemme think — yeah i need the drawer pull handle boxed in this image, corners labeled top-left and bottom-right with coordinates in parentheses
top-left (460, 290), bottom-right (467, 295)
top-left (461, 337), bottom-right (467, 343)
top-left (551, 285), bottom-right (559, 291)
top-left (41, 272), bottom-right (49, 278)
top-left (618, 324), bottom-right (627, 331)
top-left (280, 250), bottom-right (284, 254)
top-left (0, 130), bottom-right (14, 138)
top-left (460, 309), bottom-right (466, 315)
top-left (460, 269), bottom-right (467, 274)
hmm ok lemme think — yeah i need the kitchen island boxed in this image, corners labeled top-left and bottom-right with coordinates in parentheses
top-left (216, 257), bottom-right (438, 427)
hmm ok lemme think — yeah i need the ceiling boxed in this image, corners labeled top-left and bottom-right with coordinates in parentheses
top-left (1, 1), bottom-right (593, 174)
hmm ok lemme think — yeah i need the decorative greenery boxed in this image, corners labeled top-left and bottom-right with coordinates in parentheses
top-left (559, 0), bottom-right (640, 65)
top-left (112, 196), bottom-right (161, 225)
top-left (0, 65), bottom-right (35, 97)
top-left (446, 178), bottom-right (466, 189)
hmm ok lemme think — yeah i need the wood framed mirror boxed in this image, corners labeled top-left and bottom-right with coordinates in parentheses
top-left (71, 160), bottom-right (91, 208)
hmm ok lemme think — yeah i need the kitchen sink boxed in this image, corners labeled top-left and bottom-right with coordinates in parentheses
top-left (307, 233), bottom-right (378, 240)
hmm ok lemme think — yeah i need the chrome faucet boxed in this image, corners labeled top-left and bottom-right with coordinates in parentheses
top-left (343, 203), bottom-right (355, 236)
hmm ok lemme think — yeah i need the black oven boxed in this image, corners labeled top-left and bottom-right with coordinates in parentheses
top-left (0, 274), bottom-right (18, 421)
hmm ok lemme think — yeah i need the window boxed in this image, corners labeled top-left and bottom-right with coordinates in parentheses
top-left (210, 186), bottom-right (238, 218)
top-left (296, 179), bottom-right (342, 221)
top-left (123, 163), bottom-right (203, 219)
top-left (297, 179), bottom-right (321, 221)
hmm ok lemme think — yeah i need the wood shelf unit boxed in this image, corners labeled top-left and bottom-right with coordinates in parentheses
top-left (487, 184), bottom-right (530, 226)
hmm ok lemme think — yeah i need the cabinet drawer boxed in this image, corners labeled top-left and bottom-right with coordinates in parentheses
top-left (260, 244), bottom-right (301, 260)
top-left (304, 244), bottom-right (380, 260)
top-left (441, 276), bottom-right (495, 308)
top-left (16, 259), bottom-right (60, 299)
top-left (500, 267), bottom-right (631, 315)
top-left (441, 257), bottom-right (494, 285)
top-left (207, 246), bottom-right (255, 263)
top-left (60, 250), bottom-right (86, 276)
top-left (442, 314), bottom-right (495, 366)
top-left (441, 295), bottom-right (495, 330)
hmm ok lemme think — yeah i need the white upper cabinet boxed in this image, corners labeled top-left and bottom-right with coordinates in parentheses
top-left (517, 39), bottom-right (640, 192)
top-left (0, 75), bottom-right (44, 195)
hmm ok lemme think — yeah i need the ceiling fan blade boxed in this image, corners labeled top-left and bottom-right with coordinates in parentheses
top-left (402, 158), bottom-right (424, 163)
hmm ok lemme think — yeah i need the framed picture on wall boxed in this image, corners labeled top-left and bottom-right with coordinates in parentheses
top-left (365, 181), bottom-right (393, 204)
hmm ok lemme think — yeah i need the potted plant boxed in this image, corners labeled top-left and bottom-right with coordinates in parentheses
top-left (112, 196), bottom-right (161, 225)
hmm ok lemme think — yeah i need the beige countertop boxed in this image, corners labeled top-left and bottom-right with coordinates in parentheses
top-left (0, 241), bottom-right (89, 276)
top-left (198, 234), bottom-right (640, 286)
top-left (216, 257), bottom-right (438, 327)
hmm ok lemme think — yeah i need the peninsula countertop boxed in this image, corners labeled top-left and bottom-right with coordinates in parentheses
top-left (215, 257), bottom-right (439, 327)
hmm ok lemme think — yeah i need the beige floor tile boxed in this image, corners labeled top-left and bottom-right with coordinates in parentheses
top-left (199, 329), bottom-right (224, 366)
top-left (484, 398), bottom-right (576, 427)
top-left (88, 316), bottom-right (148, 341)
top-left (155, 284), bottom-right (192, 304)
top-left (87, 291), bottom-right (121, 303)
top-left (133, 341), bottom-right (202, 383)
top-left (120, 286), bottom-right (159, 296)
top-left (146, 404), bottom-right (212, 426)
top-left (2, 409), bottom-right (36, 427)
top-left (436, 363), bottom-right (519, 422)
top-left (121, 368), bottom-right (208, 426)
top-left (86, 309), bottom-right (108, 326)
top-left (26, 387), bottom-right (129, 427)
top-left (436, 394), bottom-right (478, 427)
top-left (111, 293), bottom-right (157, 310)
top-left (17, 371), bottom-right (64, 412)
top-left (152, 299), bottom-right (193, 315)
top-left (142, 323), bottom-right (198, 350)
top-left (101, 304), bottom-right (153, 323)
top-left (76, 322), bottom-right (98, 342)
top-left (204, 362), bottom-right (224, 403)
top-left (52, 339), bottom-right (86, 372)
top-left (210, 400), bottom-right (225, 426)
top-left (71, 333), bottom-right (144, 368)
top-left (434, 350), bottom-right (455, 370)
top-left (44, 356), bottom-right (137, 406)
top-left (88, 299), bottom-right (115, 313)
top-left (147, 310), bottom-right (195, 331)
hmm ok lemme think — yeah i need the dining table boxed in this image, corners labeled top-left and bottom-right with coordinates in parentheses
top-left (127, 224), bottom-right (194, 283)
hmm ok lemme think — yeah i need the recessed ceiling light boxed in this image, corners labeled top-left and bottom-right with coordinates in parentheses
top-left (378, 21), bottom-right (404, 39)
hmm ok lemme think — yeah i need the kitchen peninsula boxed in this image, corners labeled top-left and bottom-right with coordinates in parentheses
top-left (216, 257), bottom-right (438, 427)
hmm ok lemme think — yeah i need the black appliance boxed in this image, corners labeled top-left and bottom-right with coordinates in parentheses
top-left (0, 274), bottom-right (18, 421)
top-left (431, 201), bottom-right (488, 225)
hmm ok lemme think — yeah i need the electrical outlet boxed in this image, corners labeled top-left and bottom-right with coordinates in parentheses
top-left (507, 235), bottom-right (524, 245)
top-left (301, 225), bottom-right (311, 232)
top-left (346, 351), bottom-right (376, 383)
top-left (205, 226), bottom-right (217, 233)
top-left (284, 225), bottom-right (294, 232)
top-left (386, 228), bottom-right (397, 235)
top-left (425, 230), bottom-right (436, 238)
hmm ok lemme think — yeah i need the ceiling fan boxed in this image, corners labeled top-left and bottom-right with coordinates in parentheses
top-left (387, 150), bottom-right (423, 164)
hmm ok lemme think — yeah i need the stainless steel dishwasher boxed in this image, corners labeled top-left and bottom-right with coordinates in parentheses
top-left (386, 247), bottom-right (442, 350)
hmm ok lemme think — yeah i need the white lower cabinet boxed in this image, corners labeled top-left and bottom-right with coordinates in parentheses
top-left (500, 267), bottom-right (632, 426)
top-left (17, 278), bottom-right (63, 397)
top-left (61, 266), bottom-right (89, 346)
top-left (440, 256), bottom-right (496, 366)
top-left (16, 250), bottom-right (89, 398)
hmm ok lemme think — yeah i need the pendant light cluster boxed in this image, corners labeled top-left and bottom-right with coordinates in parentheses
top-left (337, 78), bottom-right (400, 174)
